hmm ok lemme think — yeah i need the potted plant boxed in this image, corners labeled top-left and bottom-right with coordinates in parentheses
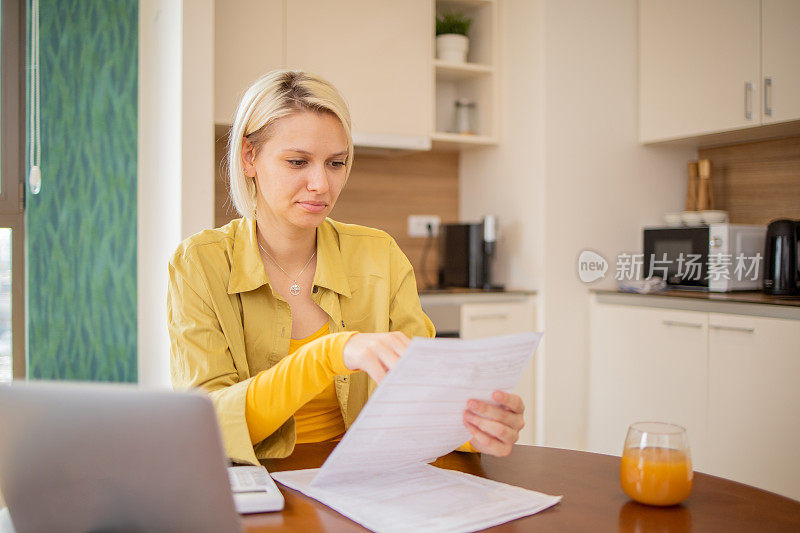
top-left (436, 11), bottom-right (472, 63)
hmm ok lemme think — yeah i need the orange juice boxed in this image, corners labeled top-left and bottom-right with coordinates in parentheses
top-left (620, 447), bottom-right (693, 506)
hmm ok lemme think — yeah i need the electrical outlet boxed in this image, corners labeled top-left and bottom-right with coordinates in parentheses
top-left (407, 215), bottom-right (441, 238)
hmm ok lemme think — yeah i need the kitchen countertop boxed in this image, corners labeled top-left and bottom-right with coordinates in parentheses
top-left (419, 288), bottom-right (537, 306)
top-left (592, 289), bottom-right (800, 320)
top-left (419, 287), bottom-right (536, 296)
top-left (593, 289), bottom-right (800, 307)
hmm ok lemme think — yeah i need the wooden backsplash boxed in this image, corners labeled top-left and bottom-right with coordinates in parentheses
top-left (214, 131), bottom-right (459, 288)
top-left (698, 135), bottom-right (800, 225)
top-left (328, 151), bottom-right (459, 288)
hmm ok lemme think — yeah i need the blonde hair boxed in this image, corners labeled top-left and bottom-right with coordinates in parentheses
top-left (227, 69), bottom-right (354, 219)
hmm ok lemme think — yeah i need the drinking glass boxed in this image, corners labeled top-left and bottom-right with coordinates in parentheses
top-left (620, 422), bottom-right (693, 506)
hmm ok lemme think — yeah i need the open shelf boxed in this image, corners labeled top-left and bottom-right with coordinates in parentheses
top-left (433, 0), bottom-right (498, 145)
top-left (434, 59), bottom-right (493, 82)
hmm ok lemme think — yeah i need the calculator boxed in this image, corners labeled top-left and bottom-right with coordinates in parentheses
top-left (227, 466), bottom-right (285, 513)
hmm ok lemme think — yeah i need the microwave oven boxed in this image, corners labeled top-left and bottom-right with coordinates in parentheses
top-left (642, 224), bottom-right (766, 292)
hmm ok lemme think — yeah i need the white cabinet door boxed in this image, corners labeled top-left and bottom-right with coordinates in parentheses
top-left (285, 0), bottom-right (431, 145)
top-left (214, 0), bottom-right (284, 124)
top-left (459, 302), bottom-right (534, 340)
top-left (761, 0), bottom-right (800, 124)
top-left (460, 301), bottom-right (536, 445)
top-left (639, 0), bottom-right (760, 142)
top-left (588, 303), bottom-right (710, 469)
top-left (707, 313), bottom-right (800, 500)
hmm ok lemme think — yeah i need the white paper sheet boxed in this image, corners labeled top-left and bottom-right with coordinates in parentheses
top-left (272, 465), bottom-right (561, 533)
top-left (272, 333), bottom-right (561, 533)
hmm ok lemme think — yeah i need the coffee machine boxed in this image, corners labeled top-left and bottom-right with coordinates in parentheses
top-left (763, 219), bottom-right (800, 295)
top-left (438, 215), bottom-right (502, 290)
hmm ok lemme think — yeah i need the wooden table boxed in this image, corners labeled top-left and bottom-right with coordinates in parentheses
top-left (244, 442), bottom-right (800, 532)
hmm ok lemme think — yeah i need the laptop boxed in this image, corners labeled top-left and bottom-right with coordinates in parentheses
top-left (0, 381), bottom-right (243, 533)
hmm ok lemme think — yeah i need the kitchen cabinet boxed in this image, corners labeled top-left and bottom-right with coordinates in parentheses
top-left (214, 0), bottom-right (284, 125)
top-left (285, 0), bottom-right (432, 149)
top-left (214, 0), bottom-right (431, 148)
top-left (588, 296), bottom-right (800, 499)
top-left (459, 301), bottom-right (533, 340)
top-left (639, 0), bottom-right (761, 142)
top-left (639, 0), bottom-right (800, 143)
top-left (707, 313), bottom-right (800, 500)
top-left (761, 0), bottom-right (800, 124)
top-left (420, 292), bottom-right (537, 445)
top-left (587, 304), bottom-right (710, 469)
top-left (214, 0), bottom-right (502, 151)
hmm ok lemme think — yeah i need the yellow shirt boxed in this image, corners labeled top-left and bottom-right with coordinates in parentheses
top-left (244, 321), bottom-right (348, 445)
top-left (243, 321), bottom-right (353, 445)
top-left (167, 216), bottom-right (436, 465)
top-left (289, 323), bottom-right (346, 443)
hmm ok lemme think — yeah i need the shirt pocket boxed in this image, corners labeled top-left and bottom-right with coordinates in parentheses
top-left (342, 275), bottom-right (389, 332)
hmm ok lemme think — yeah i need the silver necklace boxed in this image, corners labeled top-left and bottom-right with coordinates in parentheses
top-left (258, 241), bottom-right (317, 296)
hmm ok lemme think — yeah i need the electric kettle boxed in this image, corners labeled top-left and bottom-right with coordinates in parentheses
top-left (763, 219), bottom-right (800, 295)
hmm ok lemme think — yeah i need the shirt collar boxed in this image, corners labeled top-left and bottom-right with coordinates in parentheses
top-left (227, 217), bottom-right (351, 298)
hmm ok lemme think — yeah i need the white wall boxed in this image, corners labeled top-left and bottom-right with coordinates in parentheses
top-left (460, 0), bottom-right (695, 449)
top-left (460, 0), bottom-right (546, 292)
top-left (459, 0), bottom-right (548, 440)
top-left (181, 2), bottom-right (216, 238)
top-left (138, 0), bottom-right (215, 388)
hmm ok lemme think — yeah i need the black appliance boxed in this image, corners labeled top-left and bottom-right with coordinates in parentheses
top-left (438, 216), bottom-right (501, 290)
top-left (763, 219), bottom-right (800, 295)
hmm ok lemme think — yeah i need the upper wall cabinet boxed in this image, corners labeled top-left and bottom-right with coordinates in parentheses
top-left (215, 0), bottom-right (284, 125)
top-left (215, 1), bottom-right (501, 151)
top-left (639, 0), bottom-right (760, 143)
top-left (639, 0), bottom-right (800, 144)
top-left (761, 0), bottom-right (800, 124)
top-left (285, 0), bottom-right (432, 150)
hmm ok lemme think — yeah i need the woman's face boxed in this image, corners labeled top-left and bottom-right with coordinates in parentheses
top-left (244, 110), bottom-right (349, 231)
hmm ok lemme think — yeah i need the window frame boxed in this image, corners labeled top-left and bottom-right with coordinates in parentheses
top-left (1, 0), bottom-right (27, 379)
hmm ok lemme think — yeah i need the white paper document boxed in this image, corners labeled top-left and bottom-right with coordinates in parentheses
top-left (271, 333), bottom-right (562, 533)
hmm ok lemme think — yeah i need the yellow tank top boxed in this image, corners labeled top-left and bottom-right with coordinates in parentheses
top-left (290, 322), bottom-right (346, 443)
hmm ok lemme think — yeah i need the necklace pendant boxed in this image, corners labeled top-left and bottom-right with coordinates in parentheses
top-left (289, 283), bottom-right (301, 296)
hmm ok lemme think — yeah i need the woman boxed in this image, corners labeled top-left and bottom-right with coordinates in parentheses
top-left (168, 70), bottom-right (525, 466)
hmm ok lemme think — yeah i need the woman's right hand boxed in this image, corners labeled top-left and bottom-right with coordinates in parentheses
top-left (342, 331), bottom-right (410, 383)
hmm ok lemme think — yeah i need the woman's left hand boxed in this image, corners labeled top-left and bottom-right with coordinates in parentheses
top-left (462, 390), bottom-right (525, 457)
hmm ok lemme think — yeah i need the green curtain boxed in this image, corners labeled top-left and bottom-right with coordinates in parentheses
top-left (26, 0), bottom-right (138, 381)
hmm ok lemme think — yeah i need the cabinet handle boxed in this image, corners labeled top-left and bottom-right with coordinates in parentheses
top-left (764, 77), bottom-right (772, 117)
top-left (662, 320), bottom-right (703, 329)
top-left (709, 324), bottom-right (755, 334)
top-left (467, 313), bottom-right (509, 321)
top-left (744, 82), bottom-right (753, 120)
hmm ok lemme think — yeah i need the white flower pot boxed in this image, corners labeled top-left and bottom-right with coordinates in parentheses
top-left (436, 33), bottom-right (469, 63)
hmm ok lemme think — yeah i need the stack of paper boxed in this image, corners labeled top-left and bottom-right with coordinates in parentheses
top-left (272, 333), bottom-right (562, 533)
